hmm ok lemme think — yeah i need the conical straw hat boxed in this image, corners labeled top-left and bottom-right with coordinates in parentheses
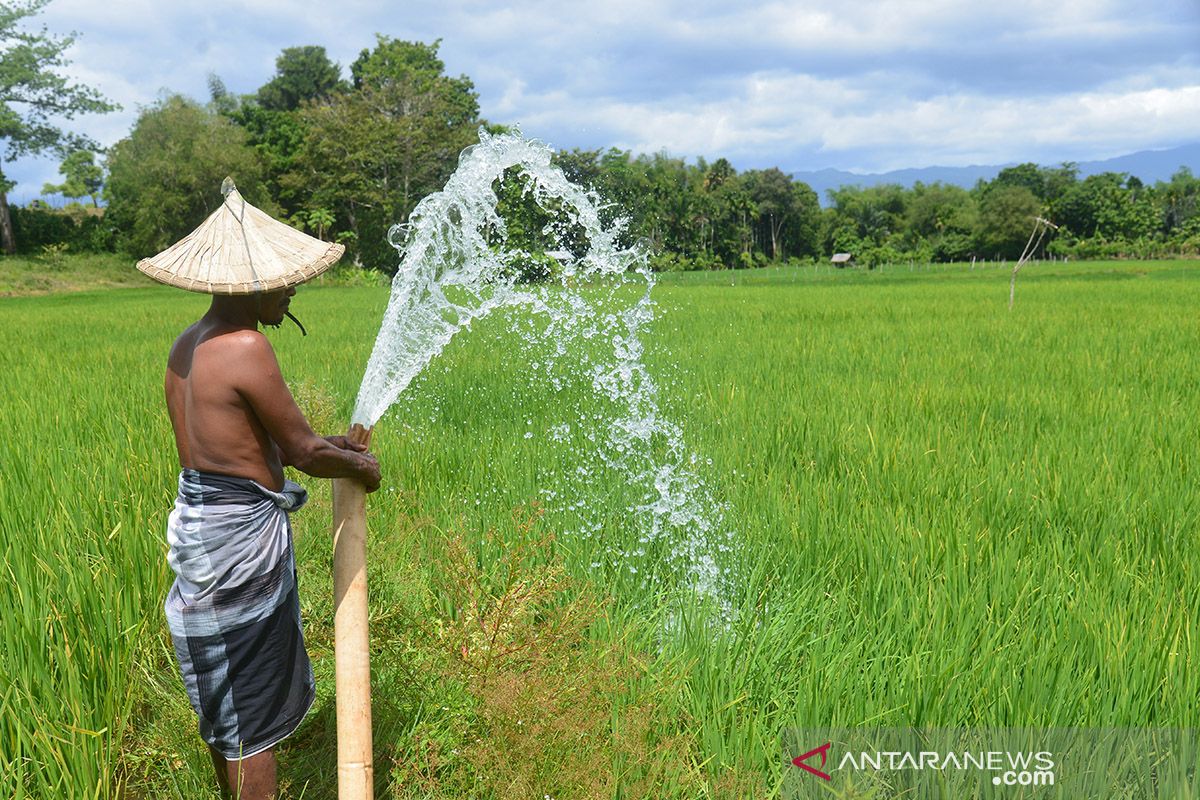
top-left (136, 178), bottom-right (345, 294)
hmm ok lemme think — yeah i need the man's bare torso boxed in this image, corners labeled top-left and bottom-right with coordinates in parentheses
top-left (164, 290), bottom-right (379, 496)
top-left (165, 319), bottom-right (286, 491)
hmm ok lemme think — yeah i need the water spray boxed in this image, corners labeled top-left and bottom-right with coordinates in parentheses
top-left (330, 129), bottom-right (733, 798)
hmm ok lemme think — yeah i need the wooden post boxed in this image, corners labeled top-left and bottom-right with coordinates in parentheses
top-left (332, 423), bottom-right (373, 798)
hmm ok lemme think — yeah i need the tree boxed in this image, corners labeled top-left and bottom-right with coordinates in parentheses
top-left (232, 103), bottom-right (310, 211)
top-left (977, 184), bottom-right (1042, 259)
top-left (906, 182), bottom-right (977, 261)
top-left (304, 207), bottom-right (334, 240)
top-left (206, 73), bottom-right (239, 116)
top-left (698, 159), bottom-right (755, 266)
top-left (256, 46), bottom-right (344, 112)
top-left (1052, 172), bottom-right (1157, 242)
top-left (105, 95), bottom-right (270, 256)
top-left (739, 168), bottom-right (821, 261)
top-left (1041, 163), bottom-right (1078, 205)
top-left (41, 148), bottom-right (102, 206)
top-left (742, 168), bottom-right (790, 260)
top-left (350, 36), bottom-right (480, 133)
top-left (991, 163), bottom-right (1046, 200)
top-left (286, 37), bottom-right (482, 270)
top-left (0, 0), bottom-right (117, 252)
top-left (786, 181), bottom-right (822, 259)
top-left (1157, 167), bottom-right (1200, 240)
top-left (824, 184), bottom-right (907, 256)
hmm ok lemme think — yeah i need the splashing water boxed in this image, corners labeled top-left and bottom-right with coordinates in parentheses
top-left (352, 129), bottom-right (735, 608)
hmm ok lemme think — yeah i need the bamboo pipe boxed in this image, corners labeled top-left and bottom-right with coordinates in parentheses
top-left (332, 423), bottom-right (374, 798)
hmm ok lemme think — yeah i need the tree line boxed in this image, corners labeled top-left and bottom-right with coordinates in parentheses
top-left (3, 5), bottom-right (1198, 270)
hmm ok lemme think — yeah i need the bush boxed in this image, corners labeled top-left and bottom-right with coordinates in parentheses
top-left (499, 249), bottom-right (560, 284)
top-left (8, 206), bottom-right (115, 255)
top-left (105, 95), bottom-right (271, 257)
top-left (648, 252), bottom-right (684, 272)
top-left (1049, 236), bottom-right (1173, 260)
top-left (647, 252), bottom-right (726, 272)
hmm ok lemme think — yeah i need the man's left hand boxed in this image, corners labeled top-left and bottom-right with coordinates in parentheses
top-left (324, 435), bottom-right (369, 453)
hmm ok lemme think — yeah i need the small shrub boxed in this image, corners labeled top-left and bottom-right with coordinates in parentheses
top-left (395, 507), bottom-right (705, 799)
top-left (39, 242), bottom-right (70, 269)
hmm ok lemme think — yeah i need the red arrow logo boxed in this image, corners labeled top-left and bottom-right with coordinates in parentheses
top-left (793, 742), bottom-right (832, 780)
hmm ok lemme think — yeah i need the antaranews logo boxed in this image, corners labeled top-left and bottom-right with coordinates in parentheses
top-left (785, 728), bottom-right (1198, 799)
top-left (788, 738), bottom-right (1055, 788)
top-left (792, 742), bottom-right (832, 781)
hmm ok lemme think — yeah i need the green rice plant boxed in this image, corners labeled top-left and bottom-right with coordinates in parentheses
top-left (1, 259), bottom-right (1197, 797)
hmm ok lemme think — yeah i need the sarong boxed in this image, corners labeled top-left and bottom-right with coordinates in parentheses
top-left (163, 468), bottom-right (315, 760)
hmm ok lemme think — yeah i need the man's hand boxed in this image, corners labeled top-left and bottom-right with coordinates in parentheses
top-left (324, 435), bottom-right (368, 453)
top-left (356, 451), bottom-right (382, 493)
top-left (325, 435), bottom-right (380, 492)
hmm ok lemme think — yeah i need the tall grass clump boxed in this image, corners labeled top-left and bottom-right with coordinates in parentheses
top-left (0, 288), bottom-right (179, 796)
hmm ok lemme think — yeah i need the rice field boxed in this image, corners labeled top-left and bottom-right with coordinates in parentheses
top-left (1, 258), bottom-right (1197, 798)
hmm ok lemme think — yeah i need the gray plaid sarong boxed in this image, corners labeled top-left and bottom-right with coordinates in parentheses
top-left (164, 468), bottom-right (315, 760)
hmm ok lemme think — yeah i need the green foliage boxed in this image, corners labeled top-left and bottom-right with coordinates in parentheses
top-left (205, 72), bottom-right (239, 116)
top-left (41, 149), bottom-right (103, 206)
top-left (977, 184), bottom-right (1042, 259)
top-left (8, 204), bottom-right (113, 253)
top-left (991, 162), bottom-right (1048, 199)
top-left (743, 166), bottom-right (821, 259)
top-left (0, 0), bottom-right (116, 253)
top-left (0, 0), bottom-right (117, 169)
top-left (104, 95), bottom-right (271, 256)
top-left (349, 36), bottom-right (479, 129)
top-left (905, 183), bottom-right (977, 262)
top-left (304, 206), bottom-right (334, 240)
top-left (822, 184), bottom-right (908, 263)
top-left (37, 239), bottom-right (66, 266)
top-left (551, 149), bottom-right (821, 269)
top-left (1052, 172), bottom-right (1158, 242)
top-left (228, 103), bottom-right (309, 211)
top-left (285, 37), bottom-right (482, 271)
top-left (255, 45), bottom-right (345, 111)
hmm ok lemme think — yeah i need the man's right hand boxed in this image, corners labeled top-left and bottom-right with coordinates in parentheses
top-left (356, 452), bottom-right (381, 493)
top-left (326, 436), bottom-right (381, 492)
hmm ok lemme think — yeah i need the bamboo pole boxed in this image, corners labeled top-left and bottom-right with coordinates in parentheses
top-left (332, 423), bottom-right (373, 798)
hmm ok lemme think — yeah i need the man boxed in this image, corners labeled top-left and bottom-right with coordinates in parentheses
top-left (139, 180), bottom-right (380, 799)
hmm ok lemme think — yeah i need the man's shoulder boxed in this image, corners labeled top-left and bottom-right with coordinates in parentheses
top-left (172, 320), bottom-right (271, 348)
top-left (208, 328), bottom-right (272, 350)
top-left (172, 325), bottom-right (277, 369)
top-left (207, 328), bottom-right (279, 370)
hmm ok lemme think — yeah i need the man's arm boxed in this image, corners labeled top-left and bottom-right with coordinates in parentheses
top-left (275, 436), bottom-right (367, 468)
top-left (230, 332), bottom-right (381, 491)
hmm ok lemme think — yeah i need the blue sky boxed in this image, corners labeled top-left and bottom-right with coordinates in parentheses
top-left (11, 0), bottom-right (1200, 201)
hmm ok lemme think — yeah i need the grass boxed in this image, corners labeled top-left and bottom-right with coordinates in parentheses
top-left (0, 252), bottom-right (391, 297)
top-left (0, 258), bottom-right (1197, 798)
top-left (0, 251), bottom-right (153, 295)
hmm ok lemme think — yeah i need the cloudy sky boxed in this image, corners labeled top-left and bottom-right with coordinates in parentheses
top-left (10, 0), bottom-right (1200, 200)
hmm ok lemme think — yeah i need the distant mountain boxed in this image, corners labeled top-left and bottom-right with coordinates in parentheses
top-left (794, 143), bottom-right (1200, 205)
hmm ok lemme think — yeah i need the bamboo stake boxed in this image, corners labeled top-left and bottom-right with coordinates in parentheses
top-left (332, 423), bottom-right (373, 798)
top-left (1009, 217), bottom-right (1058, 310)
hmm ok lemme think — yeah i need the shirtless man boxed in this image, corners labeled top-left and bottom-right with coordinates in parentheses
top-left (163, 285), bottom-right (380, 799)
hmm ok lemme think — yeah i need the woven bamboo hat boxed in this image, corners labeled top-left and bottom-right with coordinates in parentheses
top-left (136, 178), bottom-right (344, 294)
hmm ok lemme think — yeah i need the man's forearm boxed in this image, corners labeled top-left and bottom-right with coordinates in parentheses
top-left (291, 438), bottom-right (373, 481)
